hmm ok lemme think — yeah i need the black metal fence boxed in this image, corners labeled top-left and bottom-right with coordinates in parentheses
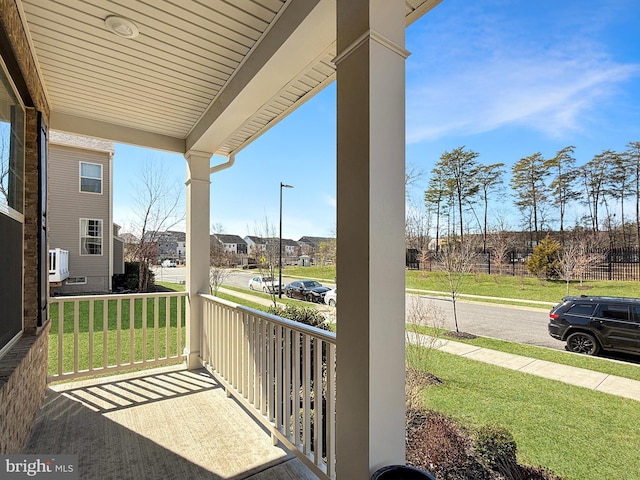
top-left (408, 247), bottom-right (640, 282)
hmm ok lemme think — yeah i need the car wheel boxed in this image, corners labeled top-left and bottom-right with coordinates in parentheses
top-left (285, 290), bottom-right (292, 298)
top-left (328, 299), bottom-right (336, 307)
top-left (566, 332), bottom-right (600, 355)
top-left (263, 287), bottom-right (268, 293)
top-left (306, 294), bottom-right (314, 302)
top-left (249, 285), bottom-right (254, 290)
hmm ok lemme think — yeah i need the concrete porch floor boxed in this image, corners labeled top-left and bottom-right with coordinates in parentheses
top-left (25, 364), bottom-right (319, 480)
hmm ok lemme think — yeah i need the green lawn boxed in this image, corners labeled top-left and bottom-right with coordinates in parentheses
top-left (411, 325), bottom-right (640, 382)
top-left (283, 265), bottom-right (640, 303)
top-left (413, 348), bottom-right (640, 480)
top-left (49, 295), bottom-right (186, 377)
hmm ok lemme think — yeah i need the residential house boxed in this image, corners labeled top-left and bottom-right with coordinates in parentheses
top-left (147, 230), bottom-right (186, 264)
top-left (48, 131), bottom-right (124, 293)
top-left (244, 235), bottom-right (267, 257)
top-left (298, 236), bottom-right (335, 257)
top-left (0, 2), bottom-right (432, 478)
top-left (211, 233), bottom-right (248, 255)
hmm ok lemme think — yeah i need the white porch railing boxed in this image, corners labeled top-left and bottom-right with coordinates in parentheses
top-left (48, 248), bottom-right (69, 282)
top-left (200, 294), bottom-right (337, 480)
top-left (48, 292), bottom-right (186, 381)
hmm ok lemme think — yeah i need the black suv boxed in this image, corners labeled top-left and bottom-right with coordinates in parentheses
top-left (548, 296), bottom-right (640, 355)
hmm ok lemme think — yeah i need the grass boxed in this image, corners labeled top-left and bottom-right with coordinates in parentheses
top-left (282, 265), bottom-right (640, 304)
top-left (411, 324), bottom-right (640, 381)
top-left (412, 348), bottom-right (640, 480)
top-left (48, 294), bottom-right (186, 377)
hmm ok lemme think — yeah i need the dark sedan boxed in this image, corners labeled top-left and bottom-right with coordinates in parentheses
top-left (284, 280), bottom-right (330, 303)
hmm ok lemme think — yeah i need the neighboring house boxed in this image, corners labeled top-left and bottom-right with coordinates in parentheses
top-left (211, 234), bottom-right (248, 255)
top-left (244, 236), bottom-right (267, 256)
top-left (48, 131), bottom-right (123, 293)
top-left (147, 230), bottom-right (186, 264)
top-left (297, 236), bottom-right (335, 256)
top-left (281, 238), bottom-right (300, 257)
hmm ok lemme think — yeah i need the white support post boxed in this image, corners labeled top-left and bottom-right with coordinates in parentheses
top-left (184, 150), bottom-right (212, 369)
top-left (335, 0), bottom-right (408, 478)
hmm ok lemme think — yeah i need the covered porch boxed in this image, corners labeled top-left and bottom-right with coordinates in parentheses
top-left (26, 364), bottom-right (318, 479)
top-left (0, 1), bottom-right (443, 478)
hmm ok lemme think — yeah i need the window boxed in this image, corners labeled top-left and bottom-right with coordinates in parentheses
top-left (566, 304), bottom-right (597, 317)
top-left (80, 219), bottom-right (102, 255)
top-left (596, 304), bottom-right (629, 322)
top-left (80, 162), bottom-right (102, 193)
top-left (66, 277), bottom-right (87, 285)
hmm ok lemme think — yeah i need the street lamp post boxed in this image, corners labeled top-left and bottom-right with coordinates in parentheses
top-left (279, 182), bottom-right (294, 298)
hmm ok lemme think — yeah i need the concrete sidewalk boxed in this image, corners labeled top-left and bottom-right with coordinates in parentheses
top-left (217, 289), bottom-right (640, 403)
top-left (409, 332), bottom-right (640, 402)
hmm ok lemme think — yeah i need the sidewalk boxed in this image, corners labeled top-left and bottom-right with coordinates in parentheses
top-left (217, 288), bottom-right (640, 403)
top-left (409, 332), bottom-right (640, 402)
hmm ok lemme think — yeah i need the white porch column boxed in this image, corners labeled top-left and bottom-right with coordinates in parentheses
top-left (184, 150), bottom-right (211, 369)
top-left (335, 1), bottom-right (408, 478)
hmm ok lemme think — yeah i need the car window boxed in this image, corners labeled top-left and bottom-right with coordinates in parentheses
top-left (303, 281), bottom-right (320, 287)
top-left (633, 306), bottom-right (640, 323)
top-left (595, 304), bottom-right (630, 321)
top-left (263, 277), bottom-right (274, 282)
top-left (566, 304), bottom-right (597, 317)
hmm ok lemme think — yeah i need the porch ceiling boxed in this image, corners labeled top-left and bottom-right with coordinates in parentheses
top-left (19, 0), bottom-right (441, 156)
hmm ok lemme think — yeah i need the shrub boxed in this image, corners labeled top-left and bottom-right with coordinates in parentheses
top-left (474, 424), bottom-right (518, 475)
top-left (267, 304), bottom-right (330, 330)
top-left (526, 235), bottom-right (561, 279)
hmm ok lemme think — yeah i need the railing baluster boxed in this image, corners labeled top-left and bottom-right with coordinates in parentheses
top-left (293, 331), bottom-right (301, 448)
top-left (116, 298), bottom-right (122, 367)
top-left (275, 324), bottom-right (283, 431)
top-left (302, 334), bottom-right (311, 456)
top-left (73, 299), bottom-right (79, 374)
top-left (88, 299), bottom-right (94, 372)
top-left (142, 297), bottom-right (147, 363)
top-left (284, 327), bottom-right (291, 440)
top-left (165, 296), bottom-right (170, 359)
top-left (326, 342), bottom-right (336, 478)
top-left (56, 299), bottom-right (63, 376)
top-left (314, 339), bottom-right (323, 466)
top-left (177, 294), bottom-right (183, 357)
top-left (129, 298), bottom-right (135, 365)
top-left (102, 299), bottom-right (108, 368)
top-left (154, 296), bottom-right (159, 360)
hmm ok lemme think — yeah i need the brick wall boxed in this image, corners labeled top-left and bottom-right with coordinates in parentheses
top-left (0, 0), bottom-right (51, 456)
top-left (0, 323), bottom-right (50, 453)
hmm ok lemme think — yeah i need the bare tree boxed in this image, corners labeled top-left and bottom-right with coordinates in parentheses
top-left (209, 233), bottom-right (231, 296)
top-left (437, 241), bottom-right (478, 333)
top-left (251, 216), bottom-right (280, 307)
top-left (406, 205), bottom-right (432, 269)
top-left (125, 160), bottom-right (184, 292)
top-left (405, 297), bottom-right (445, 420)
top-left (559, 237), bottom-right (607, 293)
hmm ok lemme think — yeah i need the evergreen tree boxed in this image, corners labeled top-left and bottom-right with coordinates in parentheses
top-left (526, 235), bottom-right (561, 279)
top-left (544, 146), bottom-right (579, 243)
top-left (510, 153), bottom-right (550, 243)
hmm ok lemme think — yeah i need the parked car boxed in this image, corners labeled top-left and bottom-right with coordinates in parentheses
top-left (284, 280), bottom-right (330, 303)
top-left (247, 275), bottom-right (282, 293)
top-left (162, 259), bottom-right (177, 268)
top-left (548, 295), bottom-right (640, 356)
top-left (324, 288), bottom-right (337, 307)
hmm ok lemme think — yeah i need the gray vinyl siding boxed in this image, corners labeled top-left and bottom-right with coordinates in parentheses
top-left (49, 144), bottom-right (111, 293)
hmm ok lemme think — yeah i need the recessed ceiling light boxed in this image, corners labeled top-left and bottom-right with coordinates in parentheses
top-left (105, 15), bottom-right (139, 39)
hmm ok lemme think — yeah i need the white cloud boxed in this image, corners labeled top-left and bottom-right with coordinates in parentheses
top-left (407, 53), bottom-right (639, 143)
top-left (406, 3), bottom-right (640, 144)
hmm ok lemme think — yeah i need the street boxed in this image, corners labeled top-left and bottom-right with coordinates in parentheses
top-left (153, 267), bottom-right (557, 349)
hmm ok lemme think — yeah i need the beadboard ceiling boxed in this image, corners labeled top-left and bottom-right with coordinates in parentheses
top-left (19, 0), bottom-right (441, 156)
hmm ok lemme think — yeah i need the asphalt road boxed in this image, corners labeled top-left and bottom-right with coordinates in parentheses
top-left (152, 267), bottom-right (557, 349)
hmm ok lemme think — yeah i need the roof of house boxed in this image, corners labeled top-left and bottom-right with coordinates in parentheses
top-left (244, 236), bottom-right (266, 245)
top-left (212, 234), bottom-right (246, 245)
top-left (50, 131), bottom-right (114, 154)
top-left (298, 236), bottom-right (334, 245)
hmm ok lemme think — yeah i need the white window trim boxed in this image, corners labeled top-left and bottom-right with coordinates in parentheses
top-left (66, 276), bottom-right (87, 285)
top-left (79, 161), bottom-right (103, 194)
top-left (79, 218), bottom-right (103, 256)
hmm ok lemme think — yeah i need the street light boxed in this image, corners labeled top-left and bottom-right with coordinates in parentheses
top-left (279, 182), bottom-right (294, 298)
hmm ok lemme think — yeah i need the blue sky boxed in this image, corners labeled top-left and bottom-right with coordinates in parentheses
top-left (113, 0), bottom-right (640, 240)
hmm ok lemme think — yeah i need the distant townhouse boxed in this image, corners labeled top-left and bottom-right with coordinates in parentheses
top-left (144, 230), bottom-right (186, 264)
top-left (297, 236), bottom-right (334, 256)
top-left (244, 236), bottom-right (267, 256)
top-left (211, 234), bottom-right (248, 255)
top-left (48, 131), bottom-right (124, 293)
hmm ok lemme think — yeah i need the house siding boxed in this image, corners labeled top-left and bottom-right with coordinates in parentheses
top-left (49, 144), bottom-right (111, 293)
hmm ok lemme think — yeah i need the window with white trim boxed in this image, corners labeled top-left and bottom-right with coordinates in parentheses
top-left (80, 162), bottom-right (102, 193)
top-left (66, 277), bottom-right (87, 285)
top-left (80, 219), bottom-right (102, 255)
